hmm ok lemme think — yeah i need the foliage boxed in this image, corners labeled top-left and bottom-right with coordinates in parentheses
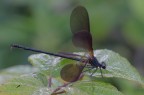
top-left (0, 50), bottom-right (143, 95)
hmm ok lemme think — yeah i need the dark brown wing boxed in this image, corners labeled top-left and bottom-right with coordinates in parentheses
top-left (70, 6), bottom-right (90, 34)
top-left (60, 64), bottom-right (83, 82)
top-left (58, 52), bottom-right (82, 57)
top-left (70, 6), bottom-right (93, 52)
top-left (60, 6), bottom-right (93, 82)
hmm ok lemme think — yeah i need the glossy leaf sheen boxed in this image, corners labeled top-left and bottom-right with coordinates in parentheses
top-left (0, 50), bottom-right (143, 95)
top-left (69, 81), bottom-right (124, 95)
top-left (0, 74), bottom-right (46, 95)
top-left (92, 49), bottom-right (143, 84)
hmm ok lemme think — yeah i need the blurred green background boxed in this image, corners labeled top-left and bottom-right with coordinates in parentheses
top-left (0, 0), bottom-right (144, 84)
top-left (0, 0), bottom-right (144, 94)
top-left (1, 0), bottom-right (144, 75)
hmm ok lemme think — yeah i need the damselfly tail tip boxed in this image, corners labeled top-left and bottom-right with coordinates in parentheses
top-left (10, 44), bottom-right (15, 50)
top-left (10, 44), bottom-right (21, 50)
top-left (11, 44), bottom-right (17, 48)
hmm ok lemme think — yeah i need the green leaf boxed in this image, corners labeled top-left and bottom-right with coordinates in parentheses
top-left (0, 74), bottom-right (45, 95)
top-left (28, 53), bottom-right (62, 78)
top-left (0, 65), bottom-right (38, 84)
top-left (28, 53), bottom-right (61, 69)
top-left (91, 49), bottom-right (143, 85)
top-left (29, 49), bottom-right (144, 86)
top-left (0, 49), bottom-right (143, 95)
top-left (67, 81), bottom-right (124, 95)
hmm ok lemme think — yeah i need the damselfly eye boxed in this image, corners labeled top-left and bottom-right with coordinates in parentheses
top-left (101, 62), bottom-right (106, 69)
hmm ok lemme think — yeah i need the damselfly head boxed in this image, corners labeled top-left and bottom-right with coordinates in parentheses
top-left (101, 62), bottom-right (106, 69)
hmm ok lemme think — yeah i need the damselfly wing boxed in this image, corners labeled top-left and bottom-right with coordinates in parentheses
top-left (60, 6), bottom-right (106, 82)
